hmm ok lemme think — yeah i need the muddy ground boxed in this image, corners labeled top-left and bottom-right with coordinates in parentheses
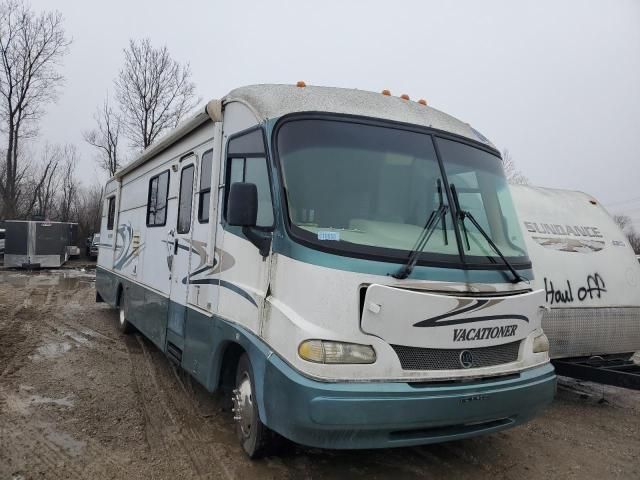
top-left (0, 268), bottom-right (638, 480)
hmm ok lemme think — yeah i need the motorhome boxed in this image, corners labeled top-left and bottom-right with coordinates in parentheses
top-left (95, 84), bottom-right (556, 457)
top-left (4, 220), bottom-right (78, 268)
top-left (511, 186), bottom-right (640, 380)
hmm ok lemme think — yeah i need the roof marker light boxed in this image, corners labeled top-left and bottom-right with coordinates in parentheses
top-left (296, 81), bottom-right (306, 88)
top-left (382, 89), bottom-right (391, 96)
top-left (418, 99), bottom-right (427, 106)
top-left (400, 94), bottom-right (410, 100)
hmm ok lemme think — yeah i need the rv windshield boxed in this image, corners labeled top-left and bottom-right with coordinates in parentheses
top-left (276, 117), bottom-right (529, 267)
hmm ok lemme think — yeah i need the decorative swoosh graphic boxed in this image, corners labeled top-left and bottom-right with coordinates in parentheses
top-left (413, 298), bottom-right (528, 328)
top-left (165, 239), bottom-right (255, 307)
top-left (114, 223), bottom-right (144, 270)
top-left (531, 236), bottom-right (605, 253)
top-left (188, 278), bottom-right (257, 307)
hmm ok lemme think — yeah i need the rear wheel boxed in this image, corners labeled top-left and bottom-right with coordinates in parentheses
top-left (232, 353), bottom-right (272, 458)
top-left (117, 290), bottom-right (133, 334)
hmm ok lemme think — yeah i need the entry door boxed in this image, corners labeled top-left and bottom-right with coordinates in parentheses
top-left (166, 159), bottom-right (196, 356)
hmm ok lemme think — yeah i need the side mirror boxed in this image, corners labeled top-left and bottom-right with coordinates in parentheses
top-left (227, 182), bottom-right (258, 227)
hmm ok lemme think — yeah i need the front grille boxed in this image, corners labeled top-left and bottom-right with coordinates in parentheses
top-left (391, 341), bottom-right (521, 370)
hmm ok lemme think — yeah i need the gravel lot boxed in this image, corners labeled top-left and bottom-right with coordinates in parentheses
top-left (1, 267), bottom-right (639, 479)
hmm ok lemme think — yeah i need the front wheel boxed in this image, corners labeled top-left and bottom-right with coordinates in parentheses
top-left (232, 353), bottom-right (274, 458)
top-left (117, 291), bottom-right (133, 334)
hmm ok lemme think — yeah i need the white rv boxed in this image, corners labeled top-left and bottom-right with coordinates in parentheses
top-left (96, 84), bottom-right (555, 457)
top-left (511, 186), bottom-right (640, 359)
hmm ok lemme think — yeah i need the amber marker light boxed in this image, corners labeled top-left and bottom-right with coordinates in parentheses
top-left (400, 94), bottom-right (410, 100)
top-left (418, 99), bottom-right (428, 106)
top-left (381, 89), bottom-right (391, 96)
top-left (296, 80), bottom-right (306, 87)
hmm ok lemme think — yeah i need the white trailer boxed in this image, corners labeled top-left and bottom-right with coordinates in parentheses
top-left (511, 186), bottom-right (640, 387)
top-left (96, 84), bottom-right (555, 457)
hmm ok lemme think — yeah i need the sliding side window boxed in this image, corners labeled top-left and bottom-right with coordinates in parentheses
top-left (146, 170), bottom-right (170, 227)
top-left (106, 197), bottom-right (116, 230)
top-left (177, 164), bottom-right (195, 234)
top-left (198, 149), bottom-right (213, 223)
top-left (225, 129), bottom-right (274, 229)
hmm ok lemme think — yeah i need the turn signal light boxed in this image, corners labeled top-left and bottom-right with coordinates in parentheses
top-left (296, 80), bottom-right (306, 88)
top-left (298, 340), bottom-right (376, 364)
top-left (532, 333), bottom-right (550, 353)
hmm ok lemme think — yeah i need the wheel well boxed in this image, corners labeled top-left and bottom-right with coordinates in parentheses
top-left (218, 342), bottom-right (245, 391)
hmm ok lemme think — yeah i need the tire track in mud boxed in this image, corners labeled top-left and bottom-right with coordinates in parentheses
top-left (1, 415), bottom-right (130, 478)
top-left (124, 333), bottom-right (235, 480)
top-left (0, 306), bottom-right (38, 379)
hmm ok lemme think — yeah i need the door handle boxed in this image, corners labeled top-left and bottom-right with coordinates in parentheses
top-left (174, 238), bottom-right (179, 255)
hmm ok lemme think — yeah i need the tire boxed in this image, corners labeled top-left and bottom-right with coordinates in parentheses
top-left (232, 353), bottom-right (273, 458)
top-left (117, 290), bottom-right (133, 334)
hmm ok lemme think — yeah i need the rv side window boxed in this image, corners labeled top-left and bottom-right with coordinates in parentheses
top-left (225, 129), bottom-right (274, 229)
top-left (106, 197), bottom-right (116, 230)
top-left (198, 149), bottom-right (213, 223)
top-left (177, 165), bottom-right (195, 234)
top-left (146, 170), bottom-right (170, 227)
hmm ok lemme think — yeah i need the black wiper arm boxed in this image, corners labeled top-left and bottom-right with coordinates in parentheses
top-left (458, 208), bottom-right (527, 284)
top-left (392, 204), bottom-right (449, 280)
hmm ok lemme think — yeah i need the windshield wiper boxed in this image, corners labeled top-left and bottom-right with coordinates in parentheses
top-left (450, 183), bottom-right (527, 284)
top-left (392, 203), bottom-right (449, 280)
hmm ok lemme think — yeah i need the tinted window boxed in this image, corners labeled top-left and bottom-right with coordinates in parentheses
top-left (107, 197), bottom-right (116, 230)
top-left (147, 170), bottom-right (169, 226)
top-left (226, 129), bottom-right (274, 229)
top-left (276, 118), bottom-right (529, 266)
top-left (277, 119), bottom-right (457, 255)
top-left (198, 150), bottom-right (213, 223)
top-left (227, 129), bottom-right (265, 156)
top-left (227, 157), bottom-right (274, 228)
top-left (177, 165), bottom-right (195, 234)
top-left (437, 138), bottom-right (527, 258)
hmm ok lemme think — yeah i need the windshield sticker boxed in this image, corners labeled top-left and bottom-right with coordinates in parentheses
top-left (318, 231), bottom-right (340, 241)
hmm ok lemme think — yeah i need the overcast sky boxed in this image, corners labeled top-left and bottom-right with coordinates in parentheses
top-left (28, 0), bottom-right (640, 227)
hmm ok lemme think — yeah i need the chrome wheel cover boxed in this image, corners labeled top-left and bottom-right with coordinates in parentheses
top-left (232, 372), bottom-right (254, 438)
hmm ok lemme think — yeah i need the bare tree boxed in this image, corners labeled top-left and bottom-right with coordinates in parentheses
top-left (501, 149), bottom-right (529, 185)
top-left (75, 182), bottom-right (103, 241)
top-left (83, 97), bottom-right (123, 176)
top-left (115, 38), bottom-right (199, 151)
top-left (0, 0), bottom-right (70, 219)
top-left (23, 143), bottom-right (62, 219)
top-left (56, 144), bottom-right (78, 222)
top-left (613, 215), bottom-right (631, 232)
top-left (613, 214), bottom-right (640, 254)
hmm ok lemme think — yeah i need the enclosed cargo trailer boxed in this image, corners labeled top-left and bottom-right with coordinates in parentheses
top-left (4, 220), bottom-right (78, 268)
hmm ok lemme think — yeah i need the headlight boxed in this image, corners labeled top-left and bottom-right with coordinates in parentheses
top-left (298, 340), bottom-right (376, 364)
top-left (532, 332), bottom-right (550, 353)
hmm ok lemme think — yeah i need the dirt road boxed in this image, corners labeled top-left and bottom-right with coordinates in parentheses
top-left (0, 268), bottom-right (639, 479)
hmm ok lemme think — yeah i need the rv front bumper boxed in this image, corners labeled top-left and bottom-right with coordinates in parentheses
top-left (261, 359), bottom-right (556, 449)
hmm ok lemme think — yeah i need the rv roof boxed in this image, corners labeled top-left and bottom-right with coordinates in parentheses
top-left (225, 84), bottom-right (492, 145)
top-left (114, 84), bottom-right (494, 179)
